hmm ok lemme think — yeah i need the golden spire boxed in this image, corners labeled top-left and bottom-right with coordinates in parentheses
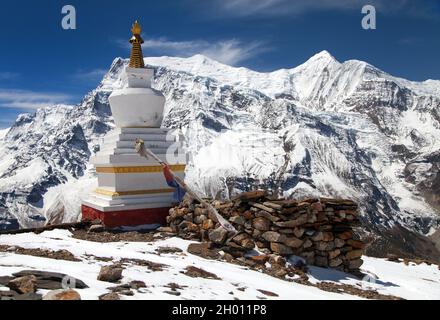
top-left (129, 20), bottom-right (145, 68)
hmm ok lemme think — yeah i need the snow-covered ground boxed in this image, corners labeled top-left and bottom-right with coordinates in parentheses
top-left (0, 229), bottom-right (439, 300)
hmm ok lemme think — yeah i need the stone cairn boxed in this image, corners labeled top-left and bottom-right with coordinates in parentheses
top-left (166, 190), bottom-right (365, 274)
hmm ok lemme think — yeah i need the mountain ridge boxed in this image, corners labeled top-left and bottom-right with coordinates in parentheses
top-left (0, 51), bottom-right (439, 260)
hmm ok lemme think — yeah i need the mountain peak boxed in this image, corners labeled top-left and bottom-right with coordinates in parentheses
top-left (308, 50), bottom-right (337, 62)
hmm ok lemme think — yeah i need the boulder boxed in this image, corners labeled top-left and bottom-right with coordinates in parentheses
top-left (130, 280), bottom-right (147, 290)
top-left (7, 275), bottom-right (37, 294)
top-left (97, 265), bottom-right (124, 283)
top-left (187, 243), bottom-right (220, 260)
top-left (99, 292), bottom-right (120, 300)
top-left (12, 270), bottom-right (88, 290)
top-left (43, 289), bottom-right (81, 300)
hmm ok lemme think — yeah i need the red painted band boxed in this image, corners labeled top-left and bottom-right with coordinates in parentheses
top-left (81, 205), bottom-right (170, 228)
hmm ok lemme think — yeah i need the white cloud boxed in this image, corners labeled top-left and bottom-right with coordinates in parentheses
top-left (0, 89), bottom-right (73, 110)
top-left (210, 0), bottom-right (436, 17)
top-left (118, 37), bottom-right (267, 66)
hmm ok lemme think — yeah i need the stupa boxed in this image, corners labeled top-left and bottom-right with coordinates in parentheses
top-left (81, 21), bottom-right (186, 228)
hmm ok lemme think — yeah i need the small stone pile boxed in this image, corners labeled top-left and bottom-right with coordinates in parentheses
top-left (167, 190), bottom-right (365, 273)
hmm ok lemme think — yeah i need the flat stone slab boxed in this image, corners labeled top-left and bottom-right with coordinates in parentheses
top-left (12, 270), bottom-right (88, 289)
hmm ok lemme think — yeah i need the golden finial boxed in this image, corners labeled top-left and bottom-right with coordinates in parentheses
top-left (128, 20), bottom-right (145, 68)
top-left (131, 20), bottom-right (142, 36)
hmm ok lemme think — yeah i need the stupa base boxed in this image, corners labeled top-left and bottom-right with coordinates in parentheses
top-left (81, 205), bottom-right (170, 228)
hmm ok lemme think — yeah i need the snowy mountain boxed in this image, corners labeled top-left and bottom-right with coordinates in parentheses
top-left (0, 51), bottom-right (439, 260)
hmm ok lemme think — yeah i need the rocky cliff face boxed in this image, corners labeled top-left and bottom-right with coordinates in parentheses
top-left (0, 51), bottom-right (439, 260)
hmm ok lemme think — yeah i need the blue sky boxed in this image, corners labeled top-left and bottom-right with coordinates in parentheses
top-left (0, 0), bottom-right (439, 128)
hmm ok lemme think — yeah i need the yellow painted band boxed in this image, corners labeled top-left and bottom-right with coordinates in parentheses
top-left (95, 188), bottom-right (175, 197)
top-left (96, 165), bottom-right (186, 174)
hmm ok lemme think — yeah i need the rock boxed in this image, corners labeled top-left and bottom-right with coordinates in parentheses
top-left (328, 249), bottom-right (341, 260)
top-left (202, 219), bottom-right (214, 230)
top-left (252, 217), bottom-right (271, 231)
top-left (232, 190), bottom-right (267, 201)
top-left (208, 227), bottom-right (228, 244)
top-left (315, 241), bottom-right (335, 251)
top-left (321, 232), bottom-right (334, 242)
top-left (283, 237), bottom-right (303, 249)
top-left (7, 275), bottom-right (37, 294)
top-left (302, 239), bottom-right (313, 249)
top-left (257, 289), bottom-right (279, 297)
top-left (0, 290), bottom-right (18, 299)
top-left (334, 238), bottom-right (345, 248)
top-left (0, 276), bottom-right (13, 287)
top-left (130, 280), bottom-right (147, 290)
top-left (293, 228), bottom-right (305, 238)
top-left (43, 289), bottom-right (81, 300)
top-left (255, 210), bottom-right (280, 222)
top-left (248, 255), bottom-right (269, 264)
top-left (88, 224), bottom-right (105, 233)
top-left (14, 293), bottom-right (43, 301)
top-left (157, 226), bottom-right (174, 233)
top-left (345, 249), bottom-right (363, 260)
top-left (269, 255), bottom-right (287, 266)
top-left (336, 231), bottom-right (353, 240)
top-left (311, 202), bottom-right (323, 212)
top-left (275, 214), bottom-right (308, 228)
top-left (184, 266), bottom-right (221, 280)
top-left (329, 257), bottom-right (343, 268)
top-left (270, 243), bottom-right (293, 255)
top-left (194, 214), bottom-right (207, 224)
top-left (97, 265), bottom-right (124, 283)
top-left (12, 270), bottom-right (88, 290)
top-left (187, 243), bottom-right (220, 260)
top-left (240, 238), bottom-right (256, 250)
top-left (229, 215), bottom-right (246, 225)
top-left (311, 232), bottom-right (324, 242)
top-left (99, 292), bottom-right (120, 300)
top-left (347, 239), bottom-right (366, 249)
top-left (348, 259), bottom-right (363, 269)
top-left (262, 231), bottom-right (285, 243)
